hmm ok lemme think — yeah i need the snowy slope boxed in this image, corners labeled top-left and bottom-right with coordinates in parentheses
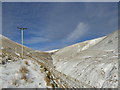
top-left (1, 59), bottom-right (52, 88)
top-left (52, 36), bottom-right (106, 65)
top-left (52, 30), bottom-right (118, 88)
top-left (89, 30), bottom-right (118, 52)
top-left (0, 35), bottom-right (56, 88)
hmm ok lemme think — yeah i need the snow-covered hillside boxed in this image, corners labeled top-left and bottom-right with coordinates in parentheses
top-left (0, 34), bottom-right (58, 89)
top-left (52, 30), bottom-right (118, 88)
top-left (52, 36), bottom-right (106, 65)
top-left (0, 30), bottom-right (119, 88)
top-left (1, 59), bottom-right (49, 88)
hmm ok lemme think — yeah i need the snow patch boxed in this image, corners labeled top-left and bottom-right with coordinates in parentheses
top-left (45, 49), bottom-right (58, 53)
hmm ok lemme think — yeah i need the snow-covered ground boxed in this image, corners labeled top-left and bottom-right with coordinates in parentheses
top-left (44, 49), bottom-right (58, 53)
top-left (0, 30), bottom-right (118, 88)
top-left (52, 50), bottom-right (118, 88)
top-left (0, 59), bottom-right (51, 88)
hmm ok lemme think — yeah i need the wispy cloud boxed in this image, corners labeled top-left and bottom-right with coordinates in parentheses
top-left (65, 22), bottom-right (89, 42)
top-left (25, 37), bottom-right (49, 44)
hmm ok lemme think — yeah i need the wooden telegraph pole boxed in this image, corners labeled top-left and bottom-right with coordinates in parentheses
top-left (17, 27), bottom-right (27, 59)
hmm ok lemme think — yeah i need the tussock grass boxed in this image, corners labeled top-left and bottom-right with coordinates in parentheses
top-left (19, 66), bottom-right (29, 81)
top-left (40, 68), bottom-right (45, 73)
top-left (19, 66), bottom-right (29, 73)
top-left (24, 61), bottom-right (29, 65)
top-left (44, 76), bottom-right (54, 88)
top-left (21, 73), bottom-right (27, 81)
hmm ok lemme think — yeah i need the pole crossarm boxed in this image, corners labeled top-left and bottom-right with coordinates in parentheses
top-left (17, 27), bottom-right (27, 30)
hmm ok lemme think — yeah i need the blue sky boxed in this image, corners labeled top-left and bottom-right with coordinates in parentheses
top-left (2, 2), bottom-right (118, 51)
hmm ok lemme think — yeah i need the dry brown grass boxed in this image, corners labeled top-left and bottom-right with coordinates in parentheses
top-left (44, 76), bottom-right (55, 87)
top-left (44, 76), bottom-right (51, 84)
top-left (40, 68), bottom-right (45, 73)
top-left (24, 61), bottom-right (29, 65)
top-left (44, 74), bottom-right (56, 88)
top-left (19, 66), bottom-right (29, 73)
top-left (19, 66), bottom-right (29, 81)
top-left (21, 73), bottom-right (27, 81)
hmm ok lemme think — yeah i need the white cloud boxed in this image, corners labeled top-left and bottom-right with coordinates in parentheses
top-left (66, 22), bottom-right (89, 42)
top-left (25, 37), bottom-right (49, 44)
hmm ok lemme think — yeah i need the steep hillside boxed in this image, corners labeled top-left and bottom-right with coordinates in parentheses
top-left (88, 30), bottom-right (118, 52)
top-left (0, 34), bottom-right (52, 64)
top-left (52, 36), bottom-right (106, 65)
top-left (52, 30), bottom-right (118, 88)
top-left (0, 35), bottom-right (58, 88)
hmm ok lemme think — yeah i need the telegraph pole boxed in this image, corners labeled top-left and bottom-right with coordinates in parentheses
top-left (17, 27), bottom-right (27, 59)
top-left (21, 29), bottom-right (24, 59)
